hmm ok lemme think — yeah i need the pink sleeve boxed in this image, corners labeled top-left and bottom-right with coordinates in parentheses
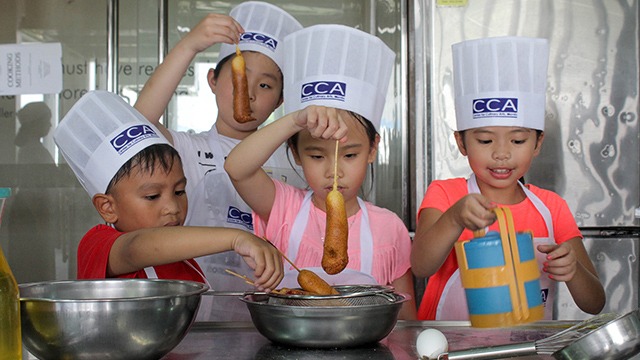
top-left (367, 204), bottom-right (413, 285)
top-left (386, 215), bottom-right (412, 284)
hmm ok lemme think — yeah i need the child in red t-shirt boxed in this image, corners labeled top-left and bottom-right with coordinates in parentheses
top-left (54, 91), bottom-right (282, 291)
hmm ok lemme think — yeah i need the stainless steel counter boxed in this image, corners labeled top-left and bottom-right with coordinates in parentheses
top-left (163, 320), bottom-right (577, 360)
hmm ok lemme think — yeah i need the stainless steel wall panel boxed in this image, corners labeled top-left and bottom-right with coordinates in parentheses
top-left (420, 0), bottom-right (639, 228)
top-left (555, 232), bottom-right (639, 319)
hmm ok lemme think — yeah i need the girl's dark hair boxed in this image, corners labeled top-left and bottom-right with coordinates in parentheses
top-left (286, 111), bottom-right (378, 196)
top-left (105, 144), bottom-right (181, 194)
top-left (213, 52), bottom-right (284, 99)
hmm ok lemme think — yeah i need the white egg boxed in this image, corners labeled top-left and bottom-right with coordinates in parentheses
top-left (416, 328), bottom-right (448, 359)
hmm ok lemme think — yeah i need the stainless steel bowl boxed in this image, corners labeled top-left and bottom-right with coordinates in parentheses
top-left (553, 309), bottom-right (640, 360)
top-left (19, 279), bottom-right (208, 360)
top-left (242, 292), bottom-right (408, 348)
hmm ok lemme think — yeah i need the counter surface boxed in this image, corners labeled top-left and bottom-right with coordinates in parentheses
top-left (163, 320), bottom-right (576, 359)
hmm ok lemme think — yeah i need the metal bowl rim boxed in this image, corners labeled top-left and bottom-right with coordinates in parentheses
top-left (552, 309), bottom-right (640, 357)
top-left (19, 278), bottom-right (209, 302)
top-left (241, 292), bottom-right (409, 309)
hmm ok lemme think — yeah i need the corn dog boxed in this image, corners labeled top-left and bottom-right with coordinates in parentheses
top-left (322, 140), bottom-right (349, 275)
top-left (297, 269), bottom-right (340, 295)
top-left (231, 46), bottom-right (255, 123)
top-left (261, 236), bottom-right (339, 296)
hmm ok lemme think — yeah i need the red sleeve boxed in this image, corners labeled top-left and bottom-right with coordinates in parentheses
top-left (416, 178), bottom-right (470, 320)
top-left (419, 178), bottom-right (468, 214)
top-left (77, 225), bottom-right (206, 282)
top-left (77, 225), bottom-right (131, 279)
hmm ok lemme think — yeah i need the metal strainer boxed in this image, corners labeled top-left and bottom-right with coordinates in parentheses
top-left (242, 292), bottom-right (409, 348)
top-left (267, 285), bottom-right (396, 306)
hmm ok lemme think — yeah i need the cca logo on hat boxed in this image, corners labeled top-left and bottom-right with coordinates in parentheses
top-left (301, 81), bottom-right (347, 103)
top-left (240, 32), bottom-right (278, 51)
top-left (110, 124), bottom-right (159, 155)
top-left (473, 98), bottom-right (518, 118)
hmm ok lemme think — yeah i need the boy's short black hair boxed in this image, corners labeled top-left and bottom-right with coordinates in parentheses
top-left (105, 144), bottom-right (181, 194)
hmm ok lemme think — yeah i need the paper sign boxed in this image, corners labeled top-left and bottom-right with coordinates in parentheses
top-left (0, 43), bottom-right (62, 95)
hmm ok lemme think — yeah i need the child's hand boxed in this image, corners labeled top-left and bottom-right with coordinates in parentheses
top-left (181, 14), bottom-right (244, 54)
top-left (537, 242), bottom-right (577, 282)
top-left (293, 105), bottom-right (350, 141)
top-left (450, 194), bottom-right (496, 231)
top-left (232, 233), bottom-right (283, 291)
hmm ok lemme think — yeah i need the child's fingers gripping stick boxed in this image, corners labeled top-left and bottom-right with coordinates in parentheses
top-left (231, 46), bottom-right (255, 123)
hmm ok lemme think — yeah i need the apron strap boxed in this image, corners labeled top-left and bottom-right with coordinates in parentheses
top-left (357, 197), bottom-right (374, 274)
top-left (287, 191), bottom-right (314, 261)
top-left (143, 261), bottom-right (210, 288)
top-left (143, 266), bottom-right (158, 279)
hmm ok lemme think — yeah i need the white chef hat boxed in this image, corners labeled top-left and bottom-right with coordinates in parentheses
top-left (283, 24), bottom-right (395, 131)
top-left (217, 1), bottom-right (302, 71)
top-left (53, 90), bottom-right (171, 198)
top-left (453, 36), bottom-right (549, 131)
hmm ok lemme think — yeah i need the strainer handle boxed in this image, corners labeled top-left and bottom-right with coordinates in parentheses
top-left (443, 341), bottom-right (537, 359)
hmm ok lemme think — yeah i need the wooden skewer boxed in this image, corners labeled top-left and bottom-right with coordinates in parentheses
top-left (225, 268), bottom-right (254, 285)
top-left (333, 140), bottom-right (339, 191)
top-left (280, 251), bottom-right (301, 273)
top-left (261, 236), bottom-right (301, 273)
top-left (225, 268), bottom-right (288, 294)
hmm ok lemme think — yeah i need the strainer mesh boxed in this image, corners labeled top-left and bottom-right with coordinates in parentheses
top-left (267, 285), bottom-right (396, 307)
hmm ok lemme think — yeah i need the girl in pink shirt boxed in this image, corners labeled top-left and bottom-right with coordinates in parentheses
top-left (225, 25), bottom-right (417, 320)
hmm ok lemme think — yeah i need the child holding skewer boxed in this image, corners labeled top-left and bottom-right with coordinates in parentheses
top-left (54, 91), bottom-right (283, 292)
top-left (225, 25), bottom-right (417, 320)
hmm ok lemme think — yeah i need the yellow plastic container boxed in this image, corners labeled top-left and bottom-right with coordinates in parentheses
top-left (454, 207), bottom-right (544, 328)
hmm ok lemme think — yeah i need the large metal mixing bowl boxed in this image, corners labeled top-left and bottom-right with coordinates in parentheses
top-left (19, 279), bottom-right (208, 360)
top-left (552, 309), bottom-right (640, 360)
top-left (242, 292), bottom-right (409, 348)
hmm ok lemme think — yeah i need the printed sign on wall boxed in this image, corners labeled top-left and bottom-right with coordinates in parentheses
top-left (0, 43), bottom-right (62, 95)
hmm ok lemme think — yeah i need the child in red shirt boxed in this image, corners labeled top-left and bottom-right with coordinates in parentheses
top-left (54, 90), bottom-right (282, 291)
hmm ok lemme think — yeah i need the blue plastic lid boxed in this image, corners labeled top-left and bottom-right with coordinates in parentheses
top-left (0, 188), bottom-right (11, 199)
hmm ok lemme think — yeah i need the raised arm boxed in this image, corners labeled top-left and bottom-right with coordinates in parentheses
top-left (108, 226), bottom-right (283, 290)
top-left (134, 14), bottom-right (243, 140)
top-left (225, 106), bottom-right (349, 222)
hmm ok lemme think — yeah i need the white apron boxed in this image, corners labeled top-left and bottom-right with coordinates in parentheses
top-left (435, 174), bottom-right (556, 320)
top-left (279, 191), bottom-right (378, 288)
top-left (185, 126), bottom-right (306, 321)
